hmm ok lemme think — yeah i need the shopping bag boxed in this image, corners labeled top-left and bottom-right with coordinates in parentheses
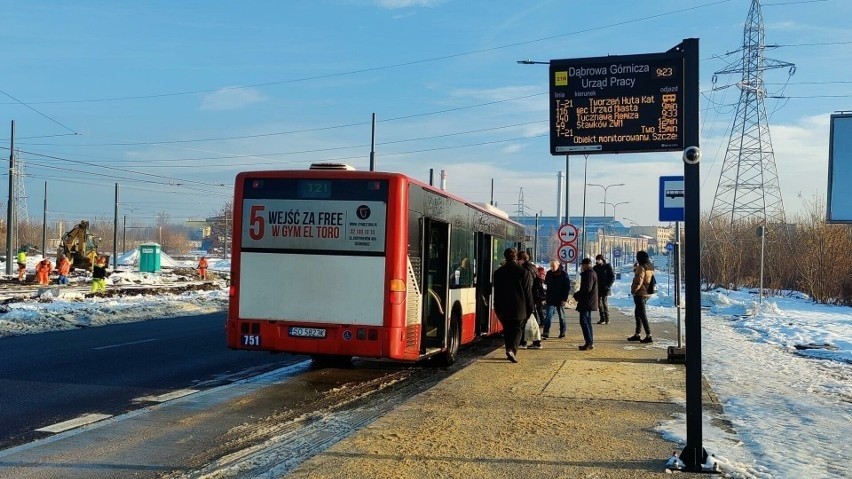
top-left (525, 313), bottom-right (541, 342)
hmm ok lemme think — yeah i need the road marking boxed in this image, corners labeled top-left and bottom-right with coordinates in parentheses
top-left (35, 413), bottom-right (113, 434)
top-left (135, 389), bottom-right (199, 403)
top-left (92, 338), bottom-right (158, 350)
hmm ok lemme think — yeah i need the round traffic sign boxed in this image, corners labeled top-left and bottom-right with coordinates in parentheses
top-left (666, 242), bottom-right (674, 251)
top-left (557, 244), bottom-right (578, 263)
top-left (557, 223), bottom-right (579, 244)
top-left (613, 247), bottom-right (622, 258)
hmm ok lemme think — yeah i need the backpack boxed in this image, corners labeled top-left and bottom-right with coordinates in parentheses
top-left (647, 274), bottom-right (657, 295)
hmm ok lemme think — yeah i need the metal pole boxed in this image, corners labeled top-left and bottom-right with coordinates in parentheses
top-left (564, 155), bottom-right (570, 225)
top-left (429, 169), bottom-right (434, 186)
top-left (42, 182), bottom-right (47, 258)
top-left (6, 121), bottom-right (15, 275)
top-left (534, 213), bottom-right (539, 263)
top-left (490, 178), bottom-right (494, 205)
top-left (581, 155), bottom-right (588, 262)
top-left (113, 183), bottom-right (119, 270)
top-left (369, 113), bottom-right (376, 171)
top-left (675, 221), bottom-right (683, 348)
top-left (679, 37), bottom-right (708, 471)
top-left (123, 215), bottom-right (126, 253)
top-left (759, 225), bottom-right (765, 306)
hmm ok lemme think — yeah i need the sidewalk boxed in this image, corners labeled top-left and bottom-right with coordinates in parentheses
top-left (287, 307), bottom-right (689, 478)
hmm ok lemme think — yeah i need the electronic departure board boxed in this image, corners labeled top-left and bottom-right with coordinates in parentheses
top-left (549, 50), bottom-right (684, 155)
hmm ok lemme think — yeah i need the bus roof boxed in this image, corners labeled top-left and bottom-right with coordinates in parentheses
top-left (235, 169), bottom-right (522, 227)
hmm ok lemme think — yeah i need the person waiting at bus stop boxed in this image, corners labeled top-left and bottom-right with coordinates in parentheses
top-left (544, 260), bottom-right (571, 339)
top-left (492, 248), bottom-right (534, 363)
top-left (197, 256), bottom-right (209, 280)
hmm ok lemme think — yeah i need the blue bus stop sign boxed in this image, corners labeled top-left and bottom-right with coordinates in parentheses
top-left (660, 176), bottom-right (685, 222)
top-left (613, 248), bottom-right (622, 258)
top-left (666, 242), bottom-right (674, 251)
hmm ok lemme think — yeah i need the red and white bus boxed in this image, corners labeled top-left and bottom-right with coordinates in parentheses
top-left (226, 164), bottom-right (526, 365)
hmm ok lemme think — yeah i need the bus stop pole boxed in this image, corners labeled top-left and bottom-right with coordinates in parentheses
top-left (679, 37), bottom-right (710, 471)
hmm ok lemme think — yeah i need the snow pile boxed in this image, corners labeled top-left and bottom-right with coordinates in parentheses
top-left (609, 256), bottom-right (851, 479)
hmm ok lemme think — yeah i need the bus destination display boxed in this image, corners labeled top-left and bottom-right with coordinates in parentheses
top-left (549, 51), bottom-right (684, 155)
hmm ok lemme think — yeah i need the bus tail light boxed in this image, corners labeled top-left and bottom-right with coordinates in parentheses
top-left (389, 279), bottom-right (406, 305)
top-left (229, 285), bottom-right (236, 298)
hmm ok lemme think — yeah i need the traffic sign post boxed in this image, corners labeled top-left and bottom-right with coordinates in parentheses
top-left (557, 243), bottom-right (578, 264)
top-left (557, 223), bottom-right (579, 244)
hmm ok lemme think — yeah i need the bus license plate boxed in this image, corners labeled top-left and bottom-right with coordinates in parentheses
top-left (289, 327), bottom-right (327, 338)
top-left (242, 334), bottom-right (261, 347)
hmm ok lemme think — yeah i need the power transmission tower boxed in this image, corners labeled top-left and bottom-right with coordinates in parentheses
top-left (12, 149), bottom-right (29, 249)
top-left (14, 150), bottom-right (28, 225)
top-left (709, 0), bottom-right (795, 226)
top-left (516, 187), bottom-right (525, 219)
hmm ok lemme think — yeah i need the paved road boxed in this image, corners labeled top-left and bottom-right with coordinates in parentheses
top-left (0, 312), bottom-right (302, 449)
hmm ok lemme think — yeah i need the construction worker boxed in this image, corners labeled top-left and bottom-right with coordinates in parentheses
top-left (57, 256), bottom-right (71, 285)
top-left (16, 248), bottom-right (27, 281)
top-left (91, 256), bottom-right (107, 294)
top-left (197, 256), bottom-right (209, 280)
top-left (35, 257), bottom-right (53, 285)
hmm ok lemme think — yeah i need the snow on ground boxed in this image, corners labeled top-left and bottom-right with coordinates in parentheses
top-left (608, 255), bottom-right (851, 479)
top-left (0, 253), bottom-right (849, 477)
top-left (0, 255), bottom-right (231, 338)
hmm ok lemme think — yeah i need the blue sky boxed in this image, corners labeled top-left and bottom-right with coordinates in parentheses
top-left (1, 0), bottom-right (849, 229)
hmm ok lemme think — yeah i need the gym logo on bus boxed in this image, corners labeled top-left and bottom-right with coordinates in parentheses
top-left (356, 205), bottom-right (371, 220)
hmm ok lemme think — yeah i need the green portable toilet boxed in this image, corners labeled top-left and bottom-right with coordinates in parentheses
top-left (138, 242), bottom-right (162, 273)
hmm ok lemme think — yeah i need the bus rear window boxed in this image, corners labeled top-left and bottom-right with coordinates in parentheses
top-left (244, 178), bottom-right (388, 202)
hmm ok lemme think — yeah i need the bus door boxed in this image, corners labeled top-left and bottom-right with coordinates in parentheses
top-left (475, 232), bottom-right (493, 335)
top-left (422, 219), bottom-right (449, 352)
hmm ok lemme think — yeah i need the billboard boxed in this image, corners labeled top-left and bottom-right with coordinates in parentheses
top-left (828, 114), bottom-right (852, 223)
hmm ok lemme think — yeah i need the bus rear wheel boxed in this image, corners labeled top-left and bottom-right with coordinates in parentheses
top-left (438, 315), bottom-right (460, 367)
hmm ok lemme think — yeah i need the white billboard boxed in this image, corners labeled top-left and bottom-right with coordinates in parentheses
top-left (828, 114), bottom-right (852, 223)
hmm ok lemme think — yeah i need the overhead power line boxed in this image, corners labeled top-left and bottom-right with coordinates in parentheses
top-left (1, 0), bottom-right (732, 106)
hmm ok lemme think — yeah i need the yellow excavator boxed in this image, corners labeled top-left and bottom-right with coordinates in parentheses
top-left (57, 221), bottom-right (107, 271)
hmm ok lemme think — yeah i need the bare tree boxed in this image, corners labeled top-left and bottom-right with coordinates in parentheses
top-left (207, 201), bottom-right (233, 258)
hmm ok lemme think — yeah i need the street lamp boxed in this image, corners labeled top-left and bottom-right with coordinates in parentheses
top-left (587, 183), bottom-right (625, 218)
top-left (601, 201), bottom-right (630, 226)
top-left (517, 58), bottom-right (570, 233)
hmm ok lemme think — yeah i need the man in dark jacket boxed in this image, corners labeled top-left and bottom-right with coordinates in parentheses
top-left (573, 257), bottom-right (598, 350)
top-left (493, 248), bottom-right (534, 363)
top-left (593, 254), bottom-right (615, 324)
top-left (544, 260), bottom-right (571, 339)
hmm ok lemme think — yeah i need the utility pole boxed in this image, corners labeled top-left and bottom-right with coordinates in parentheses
top-left (6, 121), bottom-right (15, 275)
top-left (113, 183), bottom-right (119, 270)
top-left (42, 182), bottom-right (47, 258)
top-left (369, 113), bottom-right (377, 171)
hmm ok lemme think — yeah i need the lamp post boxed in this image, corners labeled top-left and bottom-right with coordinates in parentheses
top-left (517, 58), bottom-right (570, 234)
top-left (602, 201), bottom-right (630, 228)
top-left (587, 183), bottom-right (624, 219)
